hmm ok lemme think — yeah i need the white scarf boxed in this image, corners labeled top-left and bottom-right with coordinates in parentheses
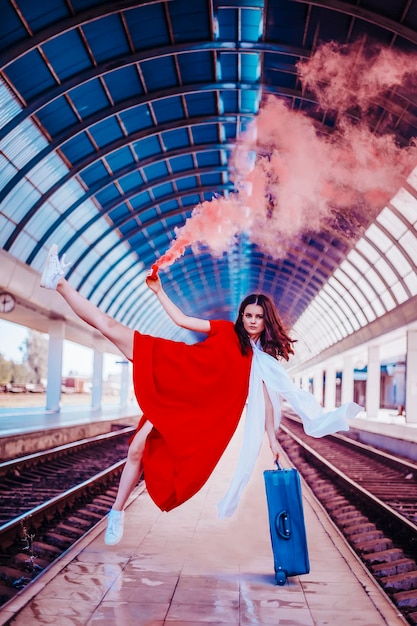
top-left (217, 340), bottom-right (362, 518)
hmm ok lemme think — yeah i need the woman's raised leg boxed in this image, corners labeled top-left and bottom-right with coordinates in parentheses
top-left (57, 279), bottom-right (134, 360)
top-left (104, 420), bottom-right (153, 545)
top-left (41, 244), bottom-right (134, 360)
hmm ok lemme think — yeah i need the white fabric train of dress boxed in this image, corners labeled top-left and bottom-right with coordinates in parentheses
top-left (217, 339), bottom-right (363, 518)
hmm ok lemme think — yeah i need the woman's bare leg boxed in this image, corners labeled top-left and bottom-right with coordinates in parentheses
top-left (112, 420), bottom-right (153, 511)
top-left (56, 278), bottom-right (134, 360)
top-left (104, 420), bottom-right (153, 545)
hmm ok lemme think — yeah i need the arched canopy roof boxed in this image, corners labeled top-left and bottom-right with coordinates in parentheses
top-left (1, 0), bottom-right (417, 352)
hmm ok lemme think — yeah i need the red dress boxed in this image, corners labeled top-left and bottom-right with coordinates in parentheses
top-left (131, 320), bottom-right (252, 511)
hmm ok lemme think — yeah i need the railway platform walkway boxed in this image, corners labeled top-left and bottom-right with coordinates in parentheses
top-left (0, 418), bottom-right (407, 626)
top-left (0, 402), bottom-right (140, 460)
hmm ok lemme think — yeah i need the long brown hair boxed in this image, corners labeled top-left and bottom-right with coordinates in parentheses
top-left (234, 294), bottom-right (296, 360)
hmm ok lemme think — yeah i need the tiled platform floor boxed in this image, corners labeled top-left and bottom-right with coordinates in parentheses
top-left (0, 421), bottom-right (406, 626)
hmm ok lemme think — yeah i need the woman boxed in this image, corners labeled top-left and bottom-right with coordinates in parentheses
top-left (40, 245), bottom-right (362, 545)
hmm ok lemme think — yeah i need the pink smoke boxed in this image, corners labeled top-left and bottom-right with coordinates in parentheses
top-left (297, 40), bottom-right (417, 113)
top-left (152, 41), bottom-right (417, 272)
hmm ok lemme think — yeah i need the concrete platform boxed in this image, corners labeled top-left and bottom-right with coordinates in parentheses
top-left (0, 420), bottom-right (406, 626)
top-left (0, 404), bottom-right (140, 460)
top-left (349, 409), bottom-right (417, 462)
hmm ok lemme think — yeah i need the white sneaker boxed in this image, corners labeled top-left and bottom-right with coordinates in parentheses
top-left (40, 244), bottom-right (70, 289)
top-left (104, 509), bottom-right (124, 545)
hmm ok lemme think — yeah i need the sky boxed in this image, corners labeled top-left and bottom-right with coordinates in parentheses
top-left (0, 318), bottom-right (120, 378)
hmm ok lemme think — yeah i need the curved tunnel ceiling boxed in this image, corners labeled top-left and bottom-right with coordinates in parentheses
top-left (1, 0), bottom-right (417, 349)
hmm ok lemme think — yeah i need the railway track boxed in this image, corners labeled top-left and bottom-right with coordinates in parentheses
top-left (278, 413), bottom-right (417, 626)
top-left (0, 426), bottom-right (137, 609)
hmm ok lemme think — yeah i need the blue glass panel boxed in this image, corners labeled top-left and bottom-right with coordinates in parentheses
top-left (217, 8), bottom-right (238, 40)
top-left (110, 204), bottom-right (132, 224)
top-left (145, 221), bottom-right (164, 237)
top-left (19, 0), bottom-right (69, 31)
top-left (202, 190), bottom-right (217, 201)
top-left (162, 128), bottom-right (190, 150)
top-left (137, 207), bottom-right (158, 223)
top-left (5, 51), bottom-right (55, 100)
top-left (42, 30), bottom-right (91, 80)
top-left (89, 117), bottom-right (124, 148)
top-left (185, 92), bottom-right (217, 116)
top-left (105, 147), bottom-right (136, 173)
top-left (69, 79), bottom-right (109, 118)
top-left (264, 69), bottom-right (296, 89)
top-left (0, 154), bottom-right (18, 187)
top-left (160, 199), bottom-right (179, 212)
top-left (128, 230), bottom-right (150, 248)
top-left (124, 4), bottom-right (169, 49)
top-left (177, 176), bottom-right (197, 191)
top-left (241, 52), bottom-right (260, 82)
top-left (2, 179), bottom-right (41, 220)
top-left (143, 161), bottom-right (168, 181)
top-left (30, 154), bottom-right (64, 192)
top-left (120, 105), bottom-right (153, 133)
top-left (83, 14), bottom-right (129, 62)
top-left (169, 0), bottom-right (209, 42)
top-left (0, 3), bottom-right (28, 51)
top-left (169, 155), bottom-right (194, 171)
top-left (196, 151), bottom-right (221, 167)
top-left (134, 136), bottom-right (162, 160)
top-left (192, 124), bottom-right (218, 144)
top-left (80, 161), bottom-right (111, 186)
top-left (178, 52), bottom-right (213, 83)
top-left (0, 82), bottom-right (22, 129)
top-left (264, 51), bottom-right (298, 71)
top-left (240, 89), bottom-right (260, 112)
top-left (350, 20), bottom-right (392, 46)
top-left (118, 171), bottom-right (143, 193)
top-left (11, 230), bottom-right (38, 259)
top-left (141, 57), bottom-right (177, 91)
top-left (50, 179), bottom-right (84, 210)
top-left (164, 212), bottom-right (185, 229)
top-left (220, 89), bottom-right (238, 113)
top-left (95, 184), bottom-right (121, 208)
top-left (218, 52), bottom-right (238, 81)
top-left (153, 182), bottom-right (173, 199)
top-left (119, 219), bottom-right (138, 236)
top-left (36, 97), bottom-right (79, 135)
top-left (182, 194), bottom-right (201, 206)
top-left (152, 96), bottom-right (184, 123)
top-left (152, 232), bottom-right (173, 252)
top-left (201, 173), bottom-right (222, 186)
top-left (241, 7), bottom-right (263, 41)
top-left (266, 1), bottom-right (306, 46)
top-left (60, 133), bottom-right (95, 165)
top-left (222, 122), bottom-right (237, 139)
top-left (240, 115), bottom-right (255, 131)
top-left (130, 190), bottom-right (151, 209)
top-left (104, 66), bottom-right (144, 102)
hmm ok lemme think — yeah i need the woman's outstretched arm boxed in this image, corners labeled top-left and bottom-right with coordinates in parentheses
top-left (263, 382), bottom-right (280, 459)
top-left (146, 274), bottom-right (210, 334)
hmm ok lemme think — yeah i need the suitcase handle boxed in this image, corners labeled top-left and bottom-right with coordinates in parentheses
top-left (276, 509), bottom-right (291, 540)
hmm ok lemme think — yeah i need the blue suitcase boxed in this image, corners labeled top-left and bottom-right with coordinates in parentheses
top-left (263, 463), bottom-right (310, 585)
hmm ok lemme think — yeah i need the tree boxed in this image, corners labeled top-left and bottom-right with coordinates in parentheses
top-left (0, 355), bottom-right (12, 386)
top-left (22, 331), bottom-right (48, 384)
top-left (10, 361), bottom-right (30, 385)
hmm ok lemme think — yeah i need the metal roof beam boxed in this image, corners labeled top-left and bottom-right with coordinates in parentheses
top-left (290, 0), bottom-right (417, 45)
